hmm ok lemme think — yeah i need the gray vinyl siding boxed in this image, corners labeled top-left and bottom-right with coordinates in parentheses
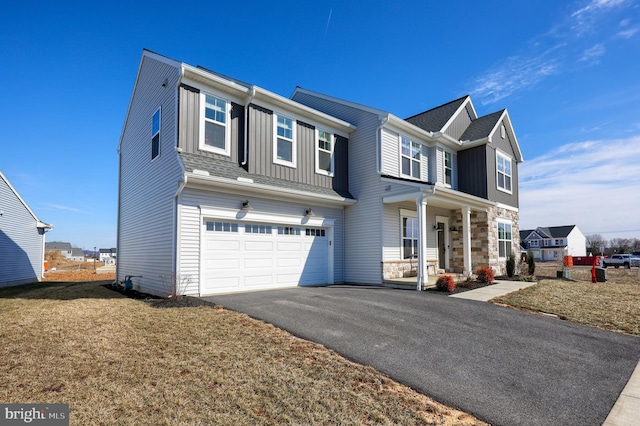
top-left (458, 145), bottom-right (488, 199)
top-left (245, 104), bottom-right (347, 191)
top-left (0, 175), bottom-right (45, 287)
top-left (117, 55), bottom-right (184, 296)
top-left (381, 127), bottom-right (398, 176)
top-left (178, 85), bottom-right (243, 164)
top-left (444, 104), bottom-right (473, 140)
top-left (487, 144), bottom-right (519, 207)
top-left (292, 91), bottom-right (385, 284)
top-left (177, 187), bottom-right (346, 294)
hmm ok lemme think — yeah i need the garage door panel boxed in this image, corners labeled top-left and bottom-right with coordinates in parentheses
top-left (202, 220), bottom-right (329, 295)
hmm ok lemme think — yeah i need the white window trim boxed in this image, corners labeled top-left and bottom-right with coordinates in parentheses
top-left (399, 135), bottom-right (421, 179)
top-left (315, 128), bottom-right (335, 176)
top-left (444, 151), bottom-right (453, 188)
top-left (199, 92), bottom-right (231, 156)
top-left (273, 113), bottom-right (297, 168)
top-left (497, 219), bottom-right (513, 259)
top-left (151, 107), bottom-right (161, 161)
top-left (399, 209), bottom-right (418, 259)
top-left (496, 150), bottom-right (513, 194)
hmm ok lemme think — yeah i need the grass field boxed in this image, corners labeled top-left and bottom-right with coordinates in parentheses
top-left (494, 264), bottom-right (640, 336)
top-left (0, 279), bottom-right (485, 425)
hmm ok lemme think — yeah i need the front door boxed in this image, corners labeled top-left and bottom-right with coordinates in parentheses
top-left (436, 222), bottom-right (446, 270)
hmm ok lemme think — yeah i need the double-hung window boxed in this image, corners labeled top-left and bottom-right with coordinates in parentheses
top-left (402, 215), bottom-right (419, 259)
top-left (497, 151), bottom-right (512, 193)
top-left (444, 151), bottom-right (452, 186)
top-left (201, 93), bottom-right (230, 155)
top-left (497, 221), bottom-right (512, 258)
top-left (151, 108), bottom-right (160, 160)
top-left (316, 129), bottom-right (334, 175)
top-left (401, 137), bottom-right (420, 179)
top-left (274, 114), bottom-right (296, 167)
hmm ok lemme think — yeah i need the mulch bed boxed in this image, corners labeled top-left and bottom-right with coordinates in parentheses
top-left (102, 283), bottom-right (216, 309)
top-left (425, 280), bottom-right (495, 295)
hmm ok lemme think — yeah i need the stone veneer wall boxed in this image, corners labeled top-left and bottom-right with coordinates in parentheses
top-left (450, 206), bottom-right (520, 276)
top-left (381, 260), bottom-right (436, 280)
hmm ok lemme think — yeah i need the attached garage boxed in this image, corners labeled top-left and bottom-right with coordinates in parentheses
top-left (199, 214), bottom-right (334, 295)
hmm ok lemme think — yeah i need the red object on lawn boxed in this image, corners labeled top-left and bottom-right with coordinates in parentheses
top-left (591, 256), bottom-right (601, 283)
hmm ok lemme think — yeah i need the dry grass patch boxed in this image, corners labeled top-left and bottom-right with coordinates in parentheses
top-left (494, 265), bottom-right (640, 336)
top-left (0, 281), bottom-right (486, 425)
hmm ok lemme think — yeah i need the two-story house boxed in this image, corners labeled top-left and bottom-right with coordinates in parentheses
top-left (117, 50), bottom-right (523, 296)
top-left (520, 225), bottom-right (586, 261)
top-left (292, 89), bottom-right (523, 288)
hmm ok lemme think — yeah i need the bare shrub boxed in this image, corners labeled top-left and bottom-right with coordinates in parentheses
top-left (160, 273), bottom-right (191, 299)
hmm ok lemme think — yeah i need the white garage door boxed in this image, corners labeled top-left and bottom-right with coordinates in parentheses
top-left (201, 220), bottom-right (329, 295)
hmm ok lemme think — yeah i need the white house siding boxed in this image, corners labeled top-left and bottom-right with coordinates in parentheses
top-left (177, 187), bottom-right (345, 294)
top-left (117, 53), bottom-right (185, 296)
top-left (567, 228), bottom-right (587, 256)
top-left (0, 173), bottom-right (46, 287)
top-left (381, 127), bottom-right (399, 176)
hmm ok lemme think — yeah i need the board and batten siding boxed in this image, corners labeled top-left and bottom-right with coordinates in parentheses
top-left (0, 174), bottom-right (45, 287)
top-left (178, 85), bottom-right (244, 164)
top-left (457, 145), bottom-right (488, 199)
top-left (291, 91), bottom-right (386, 283)
top-left (177, 187), bottom-right (346, 294)
top-left (117, 54), bottom-right (185, 296)
top-left (444, 104), bottom-right (474, 140)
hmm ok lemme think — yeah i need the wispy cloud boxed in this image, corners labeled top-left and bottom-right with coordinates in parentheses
top-left (42, 203), bottom-right (87, 214)
top-left (470, 0), bottom-right (632, 104)
top-left (579, 43), bottom-right (606, 63)
top-left (519, 135), bottom-right (640, 237)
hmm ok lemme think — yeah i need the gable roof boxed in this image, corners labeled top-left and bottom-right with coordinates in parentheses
top-left (46, 242), bottom-right (73, 250)
top-left (0, 170), bottom-right (52, 230)
top-left (460, 110), bottom-right (504, 141)
top-left (521, 225), bottom-right (578, 240)
top-left (405, 95), bottom-right (471, 133)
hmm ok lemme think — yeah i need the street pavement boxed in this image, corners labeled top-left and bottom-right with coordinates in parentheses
top-left (205, 284), bottom-right (640, 426)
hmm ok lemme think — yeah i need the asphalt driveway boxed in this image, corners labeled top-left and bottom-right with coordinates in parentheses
top-left (206, 285), bottom-right (640, 426)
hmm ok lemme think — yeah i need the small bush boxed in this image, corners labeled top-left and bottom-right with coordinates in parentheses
top-left (506, 252), bottom-right (516, 277)
top-left (476, 267), bottom-right (495, 283)
top-left (435, 275), bottom-right (456, 292)
top-left (527, 251), bottom-right (536, 276)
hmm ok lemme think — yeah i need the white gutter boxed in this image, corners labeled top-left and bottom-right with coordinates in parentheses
top-left (376, 115), bottom-right (390, 174)
top-left (242, 87), bottom-right (256, 166)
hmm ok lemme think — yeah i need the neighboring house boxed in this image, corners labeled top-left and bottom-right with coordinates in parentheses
top-left (520, 225), bottom-right (586, 261)
top-left (46, 241), bottom-right (85, 261)
top-left (100, 248), bottom-right (117, 265)
top-left (117, 50), bottom-right (523, 296)
top-left (1, 170), bottom-right (53, 287)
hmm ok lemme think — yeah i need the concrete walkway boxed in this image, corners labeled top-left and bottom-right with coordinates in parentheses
top-left (456, 279), bottom-right (640, 426)
top-left (450, 279), bottom-right (537, 301)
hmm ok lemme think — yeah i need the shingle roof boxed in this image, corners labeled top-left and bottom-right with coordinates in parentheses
top-left (45, 242), bottom-right (72, 250)
top-left (460, 110), bottom-right (504, 141)
top-left (521, 226), bottom-right (577, 240)
top-left (179, 152), bottom-right (354, 199)
top-left (404, 95), bottom-right (469, 132)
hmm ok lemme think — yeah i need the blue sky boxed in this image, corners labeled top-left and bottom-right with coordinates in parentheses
top-left (1, 0), bottom-right (639, 250)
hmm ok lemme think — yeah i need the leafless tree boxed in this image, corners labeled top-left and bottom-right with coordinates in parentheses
top-left (586, 234), bottom-right (607, 256)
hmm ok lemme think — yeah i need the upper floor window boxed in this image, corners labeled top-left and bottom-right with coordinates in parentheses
top-left (200, 93), bottom-right (230, 156)
top-left (316, 129), bottom-right (334, 175)
top-left (497, 221), bottom-right (512, 258)
top-left (530, 240), bottom-right (539, 247)
top-left (274, 114), bottom-right (296, 167)
top-left (151, 108), bottom-right (161, 160)
top-left (555, 239), bottom-right (564, 245)
top-left (401, 137), bottom-right (420, 179)
top-left (496, 151), bottom-right (512, 193)
top-left (444, 151), bottom-right (452, 186)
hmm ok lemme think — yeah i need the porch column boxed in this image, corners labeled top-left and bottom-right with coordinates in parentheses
top-left (417, 196), bottom-right (428, 291)
top-left (462, 206), bottom-right (472, 277)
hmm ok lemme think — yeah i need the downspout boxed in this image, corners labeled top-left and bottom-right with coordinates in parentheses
top-left (172, 171), bottom-right (188, 292)
top-left (376, 115), bottom-right (390, 174)
top-left (242, 87), bottom-right (256, 166)
top-left (416, 186), bottom-right (436, 291)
